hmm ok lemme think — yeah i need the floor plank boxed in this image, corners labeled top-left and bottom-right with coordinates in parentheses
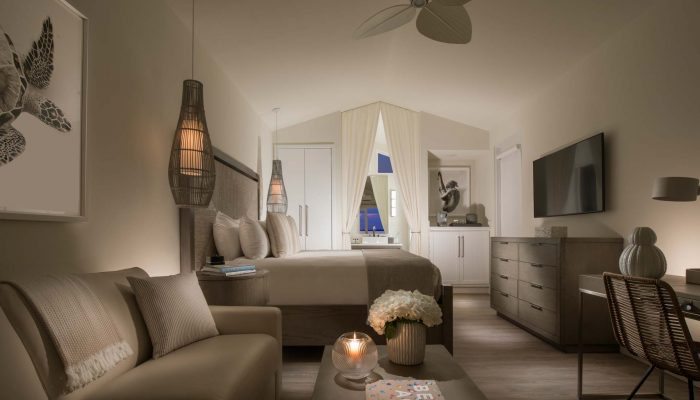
top-left (281, 294), bottom-right (692, 399)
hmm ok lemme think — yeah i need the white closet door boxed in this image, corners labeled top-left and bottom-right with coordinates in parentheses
top-left (304, 148), bottom-right (333, 250)
top-left (277, 147), bottom-right (306, 247)
top-left (429, 231), bottom-right (461, 284)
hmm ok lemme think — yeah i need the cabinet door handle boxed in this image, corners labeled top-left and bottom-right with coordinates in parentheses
top-left (499, 274), bottom-right (508, 280)
top-left (298, 205), bottom-right (303, 236)
top-left (530, 304), bottom-right (543, 311)
top-left (499, 258), bottom-right (509, 262)
top-left (530, 263), bottom-right (543, 268)
top-left (305, 205), bottom-right (309, 237)
top-left (457, 236), bottom-right (460, 258)
top-left (499, 292), bottom-right (509, 298)
top-left (460, 236), bottom-right (464, 258)
top-left (530, 283), bottom-right (543, 290)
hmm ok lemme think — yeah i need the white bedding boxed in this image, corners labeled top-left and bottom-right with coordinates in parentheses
top-left (228, 250), bottom-right (369, 305)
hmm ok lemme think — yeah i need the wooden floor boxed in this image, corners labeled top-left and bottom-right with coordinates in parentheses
top-left (281, 294), bottom-right (692, 399)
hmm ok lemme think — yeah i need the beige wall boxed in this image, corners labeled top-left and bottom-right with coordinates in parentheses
top-left (490, 0), bottom-right (700, 276)
top-left (0, 0), bottom-right (269, 279)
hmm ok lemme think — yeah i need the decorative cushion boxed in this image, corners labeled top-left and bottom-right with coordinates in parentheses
top-left (127, 273), bottom-right (218, 359)
top-left (267, 213), bottom-right (295, 258)
top-left (239, 217), bottom-right (271, 259)
top-left (286, 215), bottom-right (301, 254)
top-left (213, 212), bottom-right (242, 260)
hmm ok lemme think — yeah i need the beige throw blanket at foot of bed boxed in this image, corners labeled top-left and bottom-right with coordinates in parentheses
top-left (363, 249), bottom-right (442, 303)
top-left (8, 275), bottom-right (133, 393)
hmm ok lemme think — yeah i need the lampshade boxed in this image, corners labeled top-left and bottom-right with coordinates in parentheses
top-left (652, 177), bottom-right (700, 202)
top-left (266, 159), bottom-right (288, 213)
top-left (168, 79), bottom-right (216, 207)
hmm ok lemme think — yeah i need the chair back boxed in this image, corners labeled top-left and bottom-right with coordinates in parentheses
top-left (603, 272), bottom-right (700, 379)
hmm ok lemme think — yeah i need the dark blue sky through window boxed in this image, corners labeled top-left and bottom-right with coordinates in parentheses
top-left (378, 153), bottom-right (393, 173)
top-left (359, 207), bottom-right (384, 232)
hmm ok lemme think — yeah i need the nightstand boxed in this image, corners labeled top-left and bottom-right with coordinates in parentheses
top-left (196, 269), bottom-right (269, 306)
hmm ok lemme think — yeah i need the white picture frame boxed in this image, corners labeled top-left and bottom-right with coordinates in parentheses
top-left (0, 0), bottom-right (87, 221)
top-left (428, 166), bottom-right (471, 217)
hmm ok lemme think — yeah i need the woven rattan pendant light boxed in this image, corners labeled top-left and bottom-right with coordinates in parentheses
top-left (266, 108), bottom-right (288, 213)
top-left (168, 0), bottom-right (215, 207)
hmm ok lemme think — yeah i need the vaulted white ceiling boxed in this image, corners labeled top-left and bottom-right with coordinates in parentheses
top-left (173, 0), bottom-right (653, 130)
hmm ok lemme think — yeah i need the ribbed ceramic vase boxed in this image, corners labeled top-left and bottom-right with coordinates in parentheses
top-left (619, 227), bottom-right (667, 279)
top-left (387, 322), bottom-right (426, 365)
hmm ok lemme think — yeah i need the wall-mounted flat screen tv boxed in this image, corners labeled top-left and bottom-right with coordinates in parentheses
top-left (533, 133), bottom-right (605, 218)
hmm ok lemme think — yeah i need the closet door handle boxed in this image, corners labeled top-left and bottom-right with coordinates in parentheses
top-left (305, 205), bottom-right (309, 237)
top-left (298, 205), bottom-right (303, 236)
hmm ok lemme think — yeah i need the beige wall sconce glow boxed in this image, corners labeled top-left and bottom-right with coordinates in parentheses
top-left (652, 177), bottom-right (700, 202)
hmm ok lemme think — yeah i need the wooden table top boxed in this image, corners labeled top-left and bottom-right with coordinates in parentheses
top-left (579, 273), bottom-right (700, 300)
top-left (311, 345), bottom-right (486, 400)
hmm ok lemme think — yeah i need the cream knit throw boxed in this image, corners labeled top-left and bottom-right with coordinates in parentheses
top-left (8, 275), bottom-right (133, 392)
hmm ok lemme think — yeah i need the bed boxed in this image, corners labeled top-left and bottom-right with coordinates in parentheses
top-left (179, 149), bottom-right (453, 352)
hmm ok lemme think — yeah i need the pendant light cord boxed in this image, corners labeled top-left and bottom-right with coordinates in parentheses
top-left (191, 0), bottom-right (195, 80)
top-left (273, 108), bottom-right (279, 159)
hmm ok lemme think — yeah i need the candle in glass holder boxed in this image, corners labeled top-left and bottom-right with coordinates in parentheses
top-left (332, 331), bottom-right (378, 381)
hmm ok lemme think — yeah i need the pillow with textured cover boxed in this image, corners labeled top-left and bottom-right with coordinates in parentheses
top-left (267, 213), bottom-right (296, 258)
top-left (212, 211), bottom-right (242, 260)
top-left (127, 273), bottom-right (218, 358)
top-left (239, 216), bottom-right (271, 259)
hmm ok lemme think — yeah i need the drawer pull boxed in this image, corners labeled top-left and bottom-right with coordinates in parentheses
top-left (499, 258), bottom-right (509, 262)
top-left (499, 292), bottom-right (509, 298)
top-left (530, 304), bottom-right (543, 311)
top-left (530, 283), bottom-right (543, 289)
top-left (530, 263), bottom-right (543, 268)
top-left (531, 243), bottom-right (544, 246)
top-left (499, 274), bottom-right (508, 280)
top-left (499, 241), bottom-right (510, 245)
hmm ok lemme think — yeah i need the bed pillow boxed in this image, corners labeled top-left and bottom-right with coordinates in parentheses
top-left (286, 215), bottom-right (301, 254)
top-left (127, 273), bottom-right (219, 359)
top-left (239, 216), bottom-right (271, 259)
top-left (212, 212), bottom-right (242, 260)
top-left (267, 213), bottom-right (296, 258)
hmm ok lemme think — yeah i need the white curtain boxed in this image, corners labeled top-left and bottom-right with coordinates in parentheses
top-left (380, 102), bottom-right (422, 255)
top-left (341, 103), bottom-right (381, 249)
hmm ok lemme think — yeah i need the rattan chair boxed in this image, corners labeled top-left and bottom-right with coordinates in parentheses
top-left (603, 272), bottom-right (700, 399)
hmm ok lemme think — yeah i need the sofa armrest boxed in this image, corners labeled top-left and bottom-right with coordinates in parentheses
top-left (209, 306), bottom-right (282, 345)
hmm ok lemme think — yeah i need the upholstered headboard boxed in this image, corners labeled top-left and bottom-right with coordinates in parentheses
top-left (179, 148), bottom-right (260, 272)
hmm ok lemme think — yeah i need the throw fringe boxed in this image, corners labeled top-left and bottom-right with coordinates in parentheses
top-left (65, 340), bottom-right (133, 392)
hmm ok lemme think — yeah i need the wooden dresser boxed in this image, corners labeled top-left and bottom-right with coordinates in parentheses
top-left (490, 236), bottom-right (623, 351)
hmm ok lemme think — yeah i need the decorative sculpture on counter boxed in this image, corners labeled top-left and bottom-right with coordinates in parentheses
top-left (619, 227), bottom-right (667, 279)
top-left (437, 171), bottom-right (460, 213)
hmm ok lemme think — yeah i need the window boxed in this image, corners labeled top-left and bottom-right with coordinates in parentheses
top-left (378, 153), bottom-right (393, 173)
top-left (390, 190), bottom-right (397, 217)
top-left (359, 207), bottom-right (385, 232)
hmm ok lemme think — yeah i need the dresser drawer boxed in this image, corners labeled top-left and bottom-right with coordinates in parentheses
top-left (491, 273), bottom-right (517, 297)
top-left (492, 289), bottom-right (517, 318)
top-left (492, 240), bottom-right (518, 260)
top-left (518, 299), bottom-right (557, 337)
top-left (491, 257), bottom-right (517, 278)
top-left (518, 280), bottom-right (557, 312)
top-left (518, 262), bottom-right (558, 289)
top-left (518, 242), bottom-right (558, 266)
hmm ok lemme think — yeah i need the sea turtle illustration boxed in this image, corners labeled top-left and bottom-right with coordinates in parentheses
top-left (0, 17), bottom-right (71, 166)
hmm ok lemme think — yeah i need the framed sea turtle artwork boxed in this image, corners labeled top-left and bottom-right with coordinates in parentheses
top-left (0, 0), bottom-right (87, 220)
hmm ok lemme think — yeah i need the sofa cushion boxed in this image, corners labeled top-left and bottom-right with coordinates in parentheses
top-left (128, 273), bottom-right (218, 358)
top-left (86, 334), bottom-right (279, 400)
top-left (0, 268), bottom-right (151, 400)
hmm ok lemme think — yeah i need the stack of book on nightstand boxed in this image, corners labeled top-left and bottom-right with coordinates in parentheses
top-left (200, 264), bottom-right (256, 277)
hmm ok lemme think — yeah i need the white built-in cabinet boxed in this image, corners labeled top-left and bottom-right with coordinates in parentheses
top-left (429, 227), bottom-right (490, 287)
top-left (277, 146), bottom-right (333, 250)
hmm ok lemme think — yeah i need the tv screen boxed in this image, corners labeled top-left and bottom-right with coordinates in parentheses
top-left (533, 133), bottom-right (605, 218)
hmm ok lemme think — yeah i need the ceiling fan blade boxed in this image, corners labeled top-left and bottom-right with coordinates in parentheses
top-left (416, 2), bottom-right (471, 44)
top-left (433, 0), bottom-right (471, 6)
top-left (353, 5), bottom-right (416, 39)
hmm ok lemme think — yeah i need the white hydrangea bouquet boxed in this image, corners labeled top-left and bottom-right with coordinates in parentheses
top-left (368, 289), bottom-right (442, 339)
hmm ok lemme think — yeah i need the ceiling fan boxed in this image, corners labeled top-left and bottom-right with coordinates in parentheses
top-left (353, 0), bottom-right (472, 44)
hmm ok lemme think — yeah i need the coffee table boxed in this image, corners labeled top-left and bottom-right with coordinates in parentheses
top-left (311, 345), bottom-right (486, 399)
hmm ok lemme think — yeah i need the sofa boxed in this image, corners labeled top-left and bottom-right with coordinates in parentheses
top-left (0, 267), bottom-right (282, 400)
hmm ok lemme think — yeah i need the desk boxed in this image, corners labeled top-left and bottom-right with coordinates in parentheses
top-left (577, 274), bottom-right (700, 399)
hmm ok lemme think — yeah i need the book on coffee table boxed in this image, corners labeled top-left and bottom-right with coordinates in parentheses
top-left (366, 380), bottom-right (444, 400)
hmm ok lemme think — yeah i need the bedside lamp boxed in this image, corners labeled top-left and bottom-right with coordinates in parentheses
top-left (652, 177), bottom-right (700, 202)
